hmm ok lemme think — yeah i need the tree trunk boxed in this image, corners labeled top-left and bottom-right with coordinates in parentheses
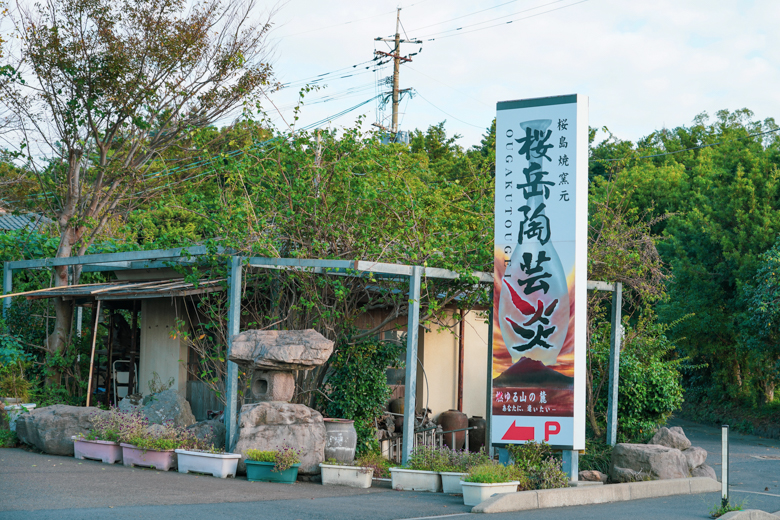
top-left (764, 381), bottom-right (776, 404)
top-left (47, 225), bottom-right (79, 384)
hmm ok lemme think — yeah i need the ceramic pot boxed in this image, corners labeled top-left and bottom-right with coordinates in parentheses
top-left (438, 409), bottom-right (468, 450)
top-left (388, 398), bottom-right (404, 431)
top-left (468, 416), bottom-right (487, 453)
top-left (323, 418), bottom-right (358, 464)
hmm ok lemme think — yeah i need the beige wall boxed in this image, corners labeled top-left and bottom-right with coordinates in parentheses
top-left (355, 307), bottom-right (490, 421)
top-left (417, 311), bottom-right (489, 421)
top-left (139, 298), bottom-right (188, 396)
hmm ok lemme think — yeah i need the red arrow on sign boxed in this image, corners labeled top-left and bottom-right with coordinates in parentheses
top-left (501, 421), bottom-right (535, 441)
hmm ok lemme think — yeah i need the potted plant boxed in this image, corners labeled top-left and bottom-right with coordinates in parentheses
top-left (245, 446), bottom-right (302, 484)
top-left (439, 449), bottom-right (491, 494)
top-left (319, 452), bottom-right (384, 489)
top-left (176, 440), bottom-right (242, 479)
top-left (389, 446), bottom-right (449, 492)
top-left (72, 408), bottom-right (125, 464)
top-left (461, 462), bottom-right (525, 507)
top-left (118, 412), bottom-right (197, 471)
top-left (0, 360), bottom-right (36, 431)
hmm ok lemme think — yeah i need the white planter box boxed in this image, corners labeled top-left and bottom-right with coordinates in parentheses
top-left (6, 403), bottom-right (36, 431)
top-left (440, 471), bottom-right (468, 494)
top-left (461, 481), bottom-right (520, 507)
top-left (319, 463), bottom-right (374, 488)
top-left (389, 468), bottom-right (442, 492)
top-left (175, 449), bottom-right (241, 478)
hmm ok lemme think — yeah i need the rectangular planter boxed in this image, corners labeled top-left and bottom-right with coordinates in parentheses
top-left (440, 471), bottom-right (468, 494)
top-left (461, 481), bottom-right (520, 507)
top-left (245, 460), bottom-right (300, 484)
top-left (319, 463), bottom-right (374, 489)
top-left (72, 436), bottom-right (123, 464)
top-left (175, 449), bottom-right (241, 478)
top-left (389, 468), bottom-right (442, 492)
top-left (120, 443), bottom-right (176, 471)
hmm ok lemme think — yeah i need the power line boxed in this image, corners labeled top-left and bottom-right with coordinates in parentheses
top-left (408, 0), bottom-right (520, 32)
top-left (421, 0), bottom-right (588, 41)
top-left (413, 90), bottom-right (485, 129)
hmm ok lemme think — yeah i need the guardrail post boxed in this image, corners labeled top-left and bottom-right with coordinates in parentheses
top-left (722, 425), bottom-right (730, 507)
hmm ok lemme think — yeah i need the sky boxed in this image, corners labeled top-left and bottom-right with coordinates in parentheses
top-left (261, 0), bottom-right (780, 148)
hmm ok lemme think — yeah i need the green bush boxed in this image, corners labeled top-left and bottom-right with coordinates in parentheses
top-left (464, 462), bottom-right (528, 487)
top-left (246, 446), bottom-right (301, 472)
top-left (507, 442), bottom-right (568, 489)
top-left (579, 438), bottom-right (613, 474)
top-left (590, 319), bottom-right (684, 442)
top-left (319, 338), bottom-right (404, 456)
top-left (0, 429), bottom-right (17, 448)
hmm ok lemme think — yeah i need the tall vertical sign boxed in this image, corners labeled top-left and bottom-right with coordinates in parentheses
top-left (492, 94), bottom-right (587, 450)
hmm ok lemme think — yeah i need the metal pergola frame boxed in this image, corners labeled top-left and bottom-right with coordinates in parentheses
top-left (3, 247), bottom-right (493, 464)
top-left (3, 247), bottom-right (624, 463)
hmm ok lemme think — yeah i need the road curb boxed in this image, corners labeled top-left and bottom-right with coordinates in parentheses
top-left (471, 477), bottom-right (721, 513)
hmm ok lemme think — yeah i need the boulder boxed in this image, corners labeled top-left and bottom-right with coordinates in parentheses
top-left (692, 463), bottom-right (718, 480)
top-left (141, 389), bottom-right (195, 428)
top-left (682, 446), bottom-right (708, 471)
top-left (650, 426), bottom-right (692, 451)
top-left (610, 443), bottom-right (689, 482)
top-left (234, 402), bottom-right (326, 475)
top-left (15, 405), bottom-right (107, 456)
top-left (188, 419), bottom-right (226, 451)
top-left (579, 470), bottom-right (608, 483)
top-left (229, 329), bottom-right (334, 371)
top-left (118, 393), bottom-right (143, 413)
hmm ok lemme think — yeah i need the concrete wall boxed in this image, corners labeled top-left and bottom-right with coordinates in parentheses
top-left (139, 298), bottom-right (188, 396)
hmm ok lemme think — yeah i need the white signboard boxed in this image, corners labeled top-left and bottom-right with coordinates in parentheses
top-left (491, 94), bottom-right (587, 450)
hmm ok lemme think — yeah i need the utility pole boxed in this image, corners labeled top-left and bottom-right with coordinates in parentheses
top-left (375, 8), bottom-right (421, 136)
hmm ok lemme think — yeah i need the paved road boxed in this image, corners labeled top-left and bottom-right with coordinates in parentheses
top-left (1, 418), bottom-right (778, 519)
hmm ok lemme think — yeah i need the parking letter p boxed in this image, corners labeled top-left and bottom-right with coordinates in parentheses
top-left (544, 421), bottom-right (561, 442)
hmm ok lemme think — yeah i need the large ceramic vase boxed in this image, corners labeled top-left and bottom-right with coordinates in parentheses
top-left (388, 398), bottom-right (404, 431)
top-left (323, 418), bottom-right (357, 464)
top-left (468, 416), bottom-right (486, 453)
top-left (438, 409), bottom-right (468, 450)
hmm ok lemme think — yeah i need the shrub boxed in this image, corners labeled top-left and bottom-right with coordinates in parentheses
top-left (507, 441), bottom-right (569, 489)
top-left (355, 452), bottom-right (393, 478)
top-left (0, 429), bottom-right (17, 448)
top-left (114, 410), bottom-right (200, 451)
top-left (464, 462), bottom-right (528, 487)
top-left (84, 407), bottom-right (125, 442)
top-left (407, 445), bottom-right (452, 471)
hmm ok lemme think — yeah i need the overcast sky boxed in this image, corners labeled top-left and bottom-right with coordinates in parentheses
top-left (262, 0), bottom-right (780, 148)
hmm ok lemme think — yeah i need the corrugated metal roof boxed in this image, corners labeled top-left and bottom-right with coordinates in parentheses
top-left (0, 212), bottom-right (52, 232)
top-left (17, 278), bottom-right (225, 301)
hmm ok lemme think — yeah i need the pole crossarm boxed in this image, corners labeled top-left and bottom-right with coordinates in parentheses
top-left (374, 50), bottom-right (412, 63)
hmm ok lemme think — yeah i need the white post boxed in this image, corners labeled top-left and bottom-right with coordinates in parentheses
top-left (563, 450), bottom-right (579, 483)
top-left (225, 256), bottom-right (243, 452)
top-left (606, 282), bottom-right (623, 446)
top-left (401, 266), bottom-right (422, 466)
top-left (722, 425), bottom-right (729, 507)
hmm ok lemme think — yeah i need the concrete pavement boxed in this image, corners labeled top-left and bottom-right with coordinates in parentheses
top-left (0, 417), bottom-right (778, 519)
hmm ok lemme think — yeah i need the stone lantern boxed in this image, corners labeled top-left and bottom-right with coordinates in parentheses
top-left (228, 329), bottom-right (334, 476)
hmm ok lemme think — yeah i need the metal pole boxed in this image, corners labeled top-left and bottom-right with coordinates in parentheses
top-left (722, 425), bottom-right (729, 507)
top-left (391, 8), bottom-right (401, 134)
top-left (606, 282), bottom-right (623, 446)
top-left (225, 256), bottom-right (243, 452)
top-left (76, 307), bottom-right (83, 338)
top-left (401, 265), bottom-right (422, 465)
top-left (457, 313), bottom-right (465, 412)
top-left (86, 301), bottom-right (102, 407)
top-left (3, 263), bottom-right (11, 320)
top-left (563, 450), bottom-right (579, 482)
top-left (485, 305), bottom-right (494, 456)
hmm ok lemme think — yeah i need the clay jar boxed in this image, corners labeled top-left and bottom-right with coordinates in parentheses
top-left (323, 418), bottom-right (357, 464)
top-left (468, 416), bottom-right (486, 453)
top-left (388, 398), bottom-right (404, 431)
top-left (438, 409), bottom-right (468, 450)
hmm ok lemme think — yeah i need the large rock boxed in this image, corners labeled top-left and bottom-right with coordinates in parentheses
top-left (682, 446), bottom-right (708, 471)
top-left (15, 405), bottom-right (107, 456)
top-left (141, 389), bottom-right (195, 428)
top-left (229, 329), bottom-right (334, 371)
top-left (188, 419), bottom-right (226, 451)
top-left (117, 393), bottom-right (143, 413)
top-left (692, 463), bottom-right (718, 480)
top-left (610, 443), bottom-right (689, 482)
top-left (651, 426), bottom-right (692, 451)
top-left (579, 470), bottom-right (608, 483)
top-left (234, 402), bottom-right (326, 475)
